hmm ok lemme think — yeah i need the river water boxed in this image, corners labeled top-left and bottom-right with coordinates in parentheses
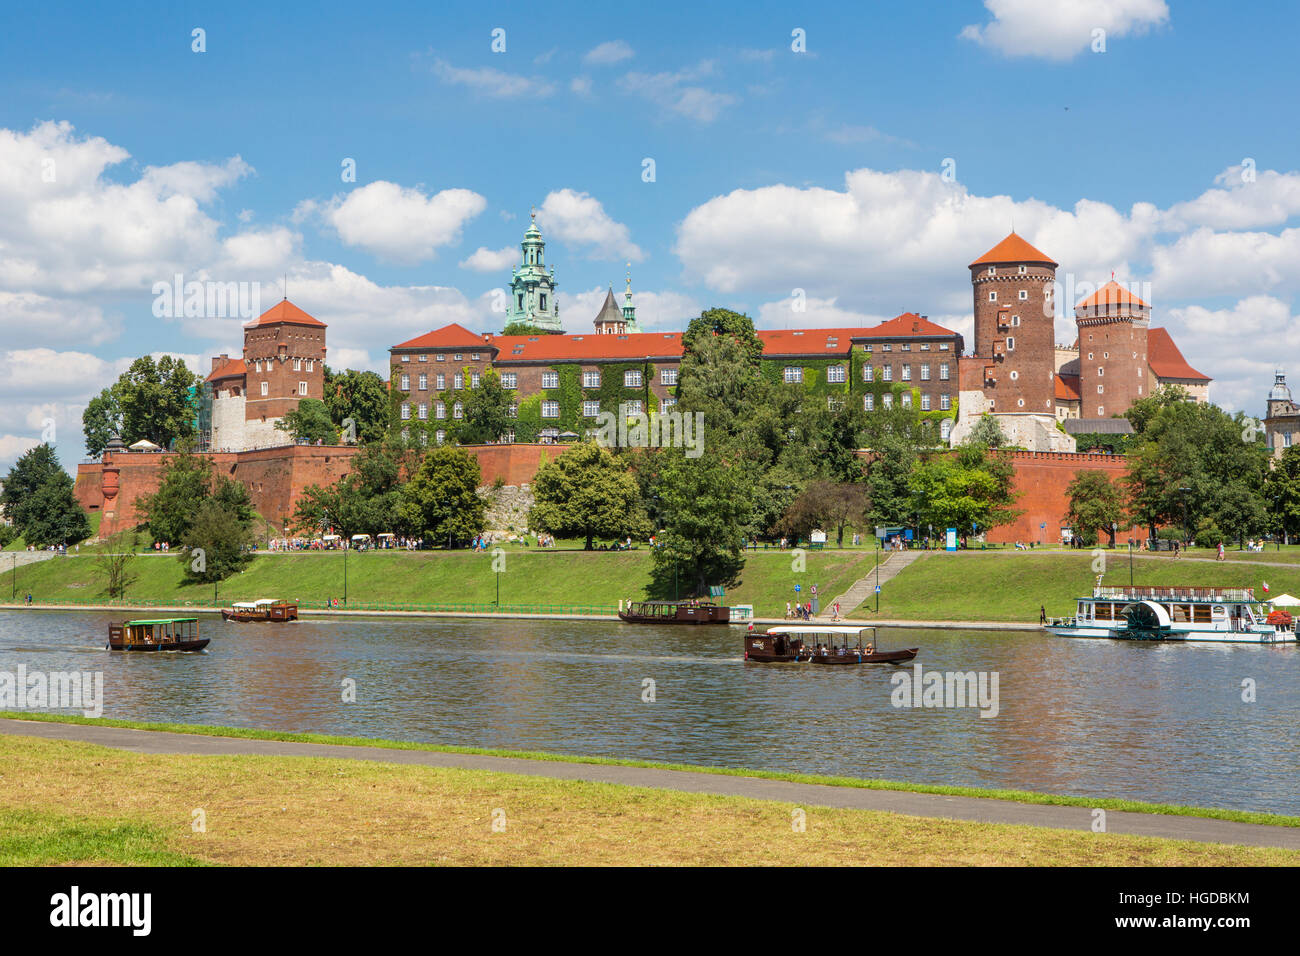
top-left (2, 610), bottom-right (1297, 815)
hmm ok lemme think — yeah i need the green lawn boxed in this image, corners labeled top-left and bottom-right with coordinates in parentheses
top-left (852, 550), bottom-right (1300, 622)
top-left (4, 547), bottom-right (875, 618)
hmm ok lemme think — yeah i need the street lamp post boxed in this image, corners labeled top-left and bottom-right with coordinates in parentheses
top-left (874, 537), bottom-right (880, 614)
top-left (1178, 486), bottom-right (1192, 548)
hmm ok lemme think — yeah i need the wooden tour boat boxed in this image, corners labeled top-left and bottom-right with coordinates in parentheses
top-left (221, 599), bottom-right (299, 623)
top-left (745, 625), bottom-right (918, 665)
top-left (108, 617), bottom-right (209, 652)
top-left (618, 600), bottom-right (731, 625)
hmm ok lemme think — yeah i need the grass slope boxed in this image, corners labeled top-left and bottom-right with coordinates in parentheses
top-left (853, 551), bottom-right (1300, 622)
top-left (1, 733), bottom-right (1293, 866)
top-left (4, 548), bottom-right (872, 617)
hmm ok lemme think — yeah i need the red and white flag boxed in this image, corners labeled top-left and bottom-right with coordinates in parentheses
top-left (1263, 581), bottom-right (1271, 593)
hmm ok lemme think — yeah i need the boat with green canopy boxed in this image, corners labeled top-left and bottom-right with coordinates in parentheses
top-left (107, 618), bottom-right (209, 652)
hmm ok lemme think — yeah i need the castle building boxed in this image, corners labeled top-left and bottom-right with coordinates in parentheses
top-left (1265, 370), bottom-right (1300, 459)
top-left (203, 299), bottom-right (328, 451)
top-left (1075, 279), bottom-right (1151, 418)
top-left (506, 211), bottom-right (562, 333)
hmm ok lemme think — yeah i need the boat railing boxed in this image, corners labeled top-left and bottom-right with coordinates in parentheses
top-left (1093, 586), bottom-right (1254, 603)
top-left (11, 596), bottom-right (621, 617)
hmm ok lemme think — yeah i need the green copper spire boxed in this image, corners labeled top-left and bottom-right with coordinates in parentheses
top-left (622, 261), bottom-right (640, 332)
top-left (506, 208), bottom-right (562, 333)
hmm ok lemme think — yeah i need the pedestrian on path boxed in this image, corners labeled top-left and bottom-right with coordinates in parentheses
top-left (1217, 541), bottom-right (1225, 561)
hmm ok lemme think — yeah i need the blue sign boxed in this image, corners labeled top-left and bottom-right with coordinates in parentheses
top-left (794, 584), bottom-right (801, 593)
top-left (874, 585), bottom-right (881, 593)
top-left (904, 529), bottom-right (913, 540)
top-left (1040, 522), bottom-right (1046, 530)
top-left (946, 528), bottom-right (958, 551)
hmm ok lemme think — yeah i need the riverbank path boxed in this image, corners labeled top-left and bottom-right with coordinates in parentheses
top-left (3, 717), bottom-right (1295, 850)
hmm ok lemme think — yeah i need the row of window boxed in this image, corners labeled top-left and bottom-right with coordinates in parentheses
top-left (862, 392), bottom-right (951, 412)
top-left (399, 368), bottom-right (675, 392)
top-left (861, 362), bottom-right (951, 383)
top-left (400, 397), bottom-right (682, 421)
top-left (253, 381), bottom-right (308, 397)
top-left (252, 358), bottom-right (314, 373)
top-left (399, 352), bottom-right (484, 363)
top-left (988, 290), bottom-right (1031, 302)
top-left (862, 342), bottom-right (949, 353)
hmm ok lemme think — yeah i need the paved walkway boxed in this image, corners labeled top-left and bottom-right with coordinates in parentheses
top-left (3, 717), bottom-right (1295, 849)
top-left (825, 550), bottom-right (927, 617)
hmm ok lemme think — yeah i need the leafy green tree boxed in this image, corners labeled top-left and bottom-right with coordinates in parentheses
top-left (964, 414), bottom-right (1008, 449)
top-left (775, 480), bottom-right (870, 547)
top-left (276, 398), bottom-right (338, 444)
top-left (1065, 470), bottom-right (1127, 547)
top-left (501, 321), bottom-right (558, 336)
top-left (1125, 385), bottom-right (1192, 435)
top-left (323, 368), bottom-right (390, 444)
top-left (681, 307), bottom-right (764, 365)
top-left (529, 442), bottom-right (650, 550)
top-left (181, 496), bottom-right (256, 584)
top-left (0, 444), bottom-right (91, 547)
top-left (399, 446), bottom-right (486, 547)
top-left (290, 476), bottom-right (369, 540)
top-left (1263, 445), bottom-right (1300, 545)
top-left (862, 404), bottom-right (931, 526)
top-left (908, 445), bottom-right (1023, 537)
top-left (82, 355), bottom-right (198, 456)
top-left (135, 445), bottom-right (214, 545)
top-left (0, 524), bottom-right (15, 548)
top-left (459, 369), bottom-right (514, 444)
top-left (644, 446), bottom-right (752, 597)
top-left (97, 532), bottom-right (138, 598)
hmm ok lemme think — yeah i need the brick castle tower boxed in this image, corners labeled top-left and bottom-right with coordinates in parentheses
top-left (969, 233), bottom-right (1058, 415)
top-left (1073, 279), bottom-right (1149, 419)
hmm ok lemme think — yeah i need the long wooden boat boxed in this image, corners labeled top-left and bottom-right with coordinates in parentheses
top-left (221, 599), bottom-right (299, 623)
top-left (108, 617), bottom-right (209, 652)
top-left (618, 600), bottom-right (730, 625)
top-left (1045, 585), bottom-right (1298, 644)
top-left (744, 625), bottom-right (917, 665)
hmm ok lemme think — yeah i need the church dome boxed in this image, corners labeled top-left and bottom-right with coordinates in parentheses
top-left (1270, 371), bottom-right (1292, 402)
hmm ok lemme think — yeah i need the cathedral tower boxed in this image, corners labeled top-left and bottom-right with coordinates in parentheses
top-left (506, 210), bottom-right (562, 333)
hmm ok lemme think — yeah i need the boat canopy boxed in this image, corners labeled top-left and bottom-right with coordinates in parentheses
top-left (253, 599), bottom-right (279, 606)
top-left (125, 617), bottom-right (198, 625)
top-left (230, 602), bottom-right (258, 609)
top-left (766, 625), bottom-right (876, 637)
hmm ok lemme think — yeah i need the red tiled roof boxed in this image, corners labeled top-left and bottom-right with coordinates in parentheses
top-left (206, 358), bottom-right (246, 382)
top-left (858, 312), bottom-right (957, 339)
top-left (758, 327), bottom-right (865, 357)
top-left (1055, 373), bottom-right (1081, 402)
top-left (970, 232), bottom-right (1057, 267)
top-left (491, 331), bottom-right (684, 362)
top-left (245, 299), bottom-right (326, 329)
top-left (1148, 327), bottom-right (1210, 383)
top-left (393, 323), bottom-right (490, 351)
top-left (1076, 279), bottom-right (1150, 311)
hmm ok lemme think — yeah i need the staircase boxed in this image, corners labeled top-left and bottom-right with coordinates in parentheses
top-left (824, 550), bottom-right (927, 617)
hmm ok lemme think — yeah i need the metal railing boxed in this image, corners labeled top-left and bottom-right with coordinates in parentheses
top-left (1, 595), bottom-right (618, 616)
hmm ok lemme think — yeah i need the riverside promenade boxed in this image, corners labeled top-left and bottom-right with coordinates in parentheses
top-left (1, 717), bottom-right (1295, 849)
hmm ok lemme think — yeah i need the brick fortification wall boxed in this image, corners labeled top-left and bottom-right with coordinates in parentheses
top-left (988, 450), bottom-right (1134, 545)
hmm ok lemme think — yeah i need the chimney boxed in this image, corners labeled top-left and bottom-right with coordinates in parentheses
top-left (210, 353), bottom-right (230, 374)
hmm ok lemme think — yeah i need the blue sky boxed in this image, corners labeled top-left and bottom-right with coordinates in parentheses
top-left (2, 0), bottom-right (1299, 470)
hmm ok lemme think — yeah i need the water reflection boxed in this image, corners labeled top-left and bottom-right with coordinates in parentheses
top-left (2, 611), bottom-right (1297, 814)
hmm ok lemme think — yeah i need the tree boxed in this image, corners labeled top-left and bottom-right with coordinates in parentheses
top-left (97, 532), bottom-right (138, 598)
top-left (1263, 445), bottom-right (1300, 545)
top-left (82, 355), bottom-right (198, 456)
top-left (529, 442), bottom-right (650, 550)
top-left (399, 446), bottom-right (486, 547)
top-left (681, 307), bottom-right (763, 365)
top-left (964, 414), bottom-right (1007, 449)
top-left (459, 369), bottom-right (514, 444)
top-left (1125, 385), bottom-right (1192, 435)
top-left (181, 495), bottom-right (256, 584)
top-left (0, 444), bottom-right (91, 547)
top-left (775, 480), bottom-right (870, 547)
top-left (502, 321), bottom-right (554, 336)
top-left (1065, 470), bottom-right (1127, 547)
top-left (862, 404), bottom-right (930, 526)
top-left (908, 445), bottom-right (1023, 537)
top-left (645, 446), bottom-right (752, 597)
top-left (323, 368), bottom-right (390, 444)
top-left (276, 398), bottom-right (338, 444)
top-left (135, 445), bottom-right (214, 545)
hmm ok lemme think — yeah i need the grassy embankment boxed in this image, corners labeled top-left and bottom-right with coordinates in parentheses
top-left (2, 731), bottom-right (1294, 866)
top-left (849, 550), bottom-right (1300, 622)
top-left (2, 547), bottom-right (872, 618)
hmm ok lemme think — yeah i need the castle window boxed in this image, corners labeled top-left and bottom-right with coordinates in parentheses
top-left (499, 430), bottom-right (512, 444)
top-left (540, 294), bottom-right (547, 310)
top-left (436, 430), bottom-right (445, 445)
top-left (864, 344), bottom-right (873, 352)
top-left (1018, 399), bottom-right (1025, 407)
top-left (1006, 337), bottom-right (1015, 351)
top-left (988, 291), bottom-right (997, 302)
top-left (436, 402), bottom-right (446, 419)
top-left (418, 403), bottom-right (427, 420)
top-left (507, 403), bottom-right (517, 418)
top-left (901, 343), bottom-right (911, 352)
top-left (901, 364), bottom-right (911, 381)
top-left (660, 398), bottom-right (677, 414)
top-left (454, 354), bottom-right (463, 361)
top-left (941, 394), bottom-right (951, 410)
top-left (399, 356), bottom-right (408, 364)
top-left (1010, 370), bottom-right (1019, 380)
top-left (1103, 352), bottom-right (1109, 359)
top-left (453, 402), bottom-right (464, 419)
top-left (1088, 353), bottom-right (1094, 360)
top-left (418, 355), bottom-right (427, 363)
top-left (293, 358), bottom-right (301, 371)
top-left (306, 360), bottom-right (314, 372)
top-left (501, 373), bottom-right (517, 389)
top-left (472, 353), bottom-right (481, 361)
top-left (864, 394), bottom-right (874, 412)
top-left (583, 370), bottom-right (601, 388)
top-left (471, 372), bottom-right (480, 388)
top-left (940, 343), bottom-right (950, 350)
top-left (660, 368), bottom-right (677, 386)
top-left (882, 344), bottom-right (892, 352)
top-left (261, 381), bottom-right (269, 397)
top-left (882, 366), bottom-right (892, 382)
top-left (1098, 406), bottom-right (1105, 415)
top-left (882, 394), bottom-right (893, 409)
top-left (454, 373), bottom-right (464, 389)
top-left (828, 396), bottom-right (844, 412)
top-left (920, 363), bottom-right (930, 381)
top-left (1098, 367), bottom-right (1104, 377)
top-left (542, 371), bottom-right (559, 389)
top-left (518, 294), bottom-right (524, 310)
top-left (625, 400), bottom-right (642, 415)
top-left (400, 403), bottom-right (410, 420)
top-left (921, 393), bottom-right (931, 411)
top-left (1018, 290), bottom-right (1028, 301)
top-left (827, 365), bottom-right (846, 383)
top-left (1018, 265), bottom-right (1027, 274)
top-left (987, 267), bottom-right (995, 276)
top-left (256, 360), bottom-right (263, 372)
top-left (583, 401), bottom-right (601, 418)
top-left (418, 374), bottom-right (427, 391)
top-left (941, 419), bottom-right (952, 440)
top-left (400, 374), bottom-right (410, 391)
top-left (1012, 315), bottom-right (1020, 326)
top-left (436, 373), bottom-right (445, 390)
top-left (436, 354), bottom-right (445, 362)
top-left (624, 369), bottom-right (643, 387)
top-left (940, 363), bottom-right (949, 380)
top-left (299, 381), bottom-right (308, 396)
top-left (541, 401), bottom-right (559, 419)
top-left (1098, 384), bottom-right (1104, 394)
top-left (863, 365), bottom-right (874, 383)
